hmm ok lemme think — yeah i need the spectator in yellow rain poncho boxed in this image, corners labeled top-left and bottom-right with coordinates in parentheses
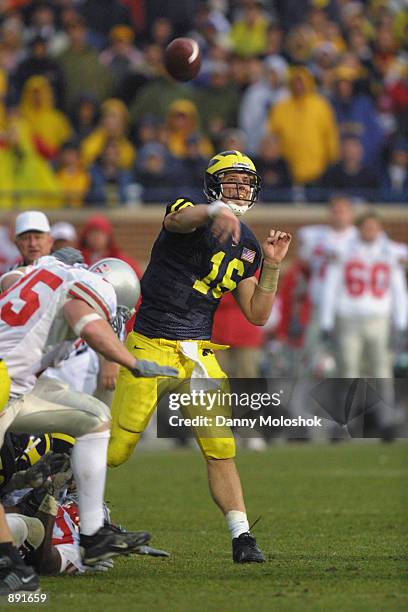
top-left (0, 107), bottom-right (60, 210)
top-left (166, 99), bottom-right (213, 160)
top-left (55, 141), bottom-right (90, 208)
top-left (268, 66), bottom-right (339, 185)
top-left (19, 75), bottom-right (72, 160)
top-left (81, 98), bottom-right (135, 169)
top-left (229, 0), bottom-right (269, 57)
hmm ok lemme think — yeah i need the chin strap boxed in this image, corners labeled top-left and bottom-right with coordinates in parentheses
top-left (226, 201), bottom-right (250, 216)
top-left (208, 198), bottom-right (254, 218)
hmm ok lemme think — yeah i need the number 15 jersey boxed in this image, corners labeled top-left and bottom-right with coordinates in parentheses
top-left (0, 257), bottom-right (116, 397)
top-left (135, 199), bottom-right (262, 340)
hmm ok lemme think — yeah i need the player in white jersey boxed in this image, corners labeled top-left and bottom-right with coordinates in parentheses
top-left (298, 194), bottom-right (358, 308)
top-left (0, 256), bottom-right (122, 398)
top-left (0, 211), bottom-right (101, 397)
top-left (320, 212), bottom-right (408, 374)
top-left (0, 211), bottom-right (99, 396)
top-left (0, 254), bottom-right (178, 591)
top-left (320, 212), bottom-right (408, 433)
top-left (7, 493), bottom-right (170, 575)
top-left (297, 194), bottom-right (358, 373)
top-left (43, 339), bottom-right (100, 395)
top-left (383, 237), bottom-right (408, 267)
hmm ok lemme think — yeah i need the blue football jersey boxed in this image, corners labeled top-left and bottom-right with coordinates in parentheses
top-left (134, 198), bottom-right (262, 340)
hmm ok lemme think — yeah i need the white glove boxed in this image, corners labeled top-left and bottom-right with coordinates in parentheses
top-left (131, 360), bottom-right (178, 378)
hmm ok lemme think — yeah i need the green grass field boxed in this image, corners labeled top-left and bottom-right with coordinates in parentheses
top-left (27, 442), bottom-right (407, 612)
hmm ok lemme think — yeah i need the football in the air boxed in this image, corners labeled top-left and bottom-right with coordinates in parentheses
top-left (164, 37), bottom-right (201, 82)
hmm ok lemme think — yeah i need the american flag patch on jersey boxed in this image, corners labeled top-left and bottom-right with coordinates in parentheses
top-left (241, 247), bottom-right (256, 263)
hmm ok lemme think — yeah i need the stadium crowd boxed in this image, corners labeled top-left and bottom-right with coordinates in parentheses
top-left (0, 0), bottom-right (406, 207)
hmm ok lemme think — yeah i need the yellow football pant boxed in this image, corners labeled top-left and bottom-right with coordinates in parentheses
top-left (0, 360), bottom-right (11, 413)
top-left (108, 332), bottom-right (235, 466)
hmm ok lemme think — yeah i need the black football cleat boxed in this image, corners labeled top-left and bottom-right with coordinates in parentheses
top-left (103, 522), bottom-right (170, 558)
top-left (232, 532), bottom-right (266, 563)
top-left (0, 555), bottom-right (40, 596)
top-left (80, 525), bottom-right (151, 565)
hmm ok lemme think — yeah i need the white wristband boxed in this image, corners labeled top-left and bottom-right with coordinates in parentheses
top-left (207, 200), bottom-right (230, 219)
top-left (73, 312), bottom-right (102, 337)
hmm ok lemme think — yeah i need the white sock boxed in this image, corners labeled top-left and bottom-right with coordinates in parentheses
top-left (226, 510), bottom-right (250, 539)
top-left (71, 429), bottom-right (110, 536)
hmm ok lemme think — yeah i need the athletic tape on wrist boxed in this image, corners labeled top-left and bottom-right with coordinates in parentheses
top-left (73, 312), bottom-right (102, 337)
top-left (207, 200), bottom-right (230, 219)
top-left (258, 262), bottom-right (280, 293)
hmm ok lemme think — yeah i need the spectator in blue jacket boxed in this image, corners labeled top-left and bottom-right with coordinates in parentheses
top-left (135, 142), bottom-right (180, 203)
top-left (86, 140), bottom-right (133, 206)
top-left (380, 138), bottom-right (408, 203)
top-left (320, 135), bottom-right (379, 200)
top-left (330, 65), bottom-right (385, 169)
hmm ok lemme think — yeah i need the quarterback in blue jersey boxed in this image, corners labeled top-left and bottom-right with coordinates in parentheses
top-left (108, 150), bottom-right (291, 563)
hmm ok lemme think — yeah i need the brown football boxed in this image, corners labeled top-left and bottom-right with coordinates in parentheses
top-left (164, 37), bottom-right (201, 82)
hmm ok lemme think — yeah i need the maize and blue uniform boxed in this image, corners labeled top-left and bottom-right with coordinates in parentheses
top-left (108, 198), bottom-right (262, 465)
top-left (0, 432), bottom-right (74, 498)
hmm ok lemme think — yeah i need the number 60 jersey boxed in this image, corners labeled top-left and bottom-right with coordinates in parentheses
top-left (0, 256), bottom-right (116, 397)
top-left (320, 237), bottom-right (408, 331)
top-left (135, 199), bottom-right (262, 340)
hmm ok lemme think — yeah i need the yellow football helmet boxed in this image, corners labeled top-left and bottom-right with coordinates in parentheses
top-left (51, 432), bottom-right (75, 454)
top-left (204, 150), bottom-right (261, 216)
top-left (17, 434), bottom-right (53, 468)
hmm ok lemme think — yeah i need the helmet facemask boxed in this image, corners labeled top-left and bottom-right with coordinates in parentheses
top-left (204, 169), bottom-right (261, 216)
top-left (220, 171), bottom-right (260, 216)
top-left (111, 305), bottom-right (134, 338)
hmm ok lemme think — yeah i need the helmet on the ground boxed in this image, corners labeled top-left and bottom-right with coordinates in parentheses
top-left (89, 258), bottom-right (140, 335)
top-left (204, 150), bottom-right (261, 216)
